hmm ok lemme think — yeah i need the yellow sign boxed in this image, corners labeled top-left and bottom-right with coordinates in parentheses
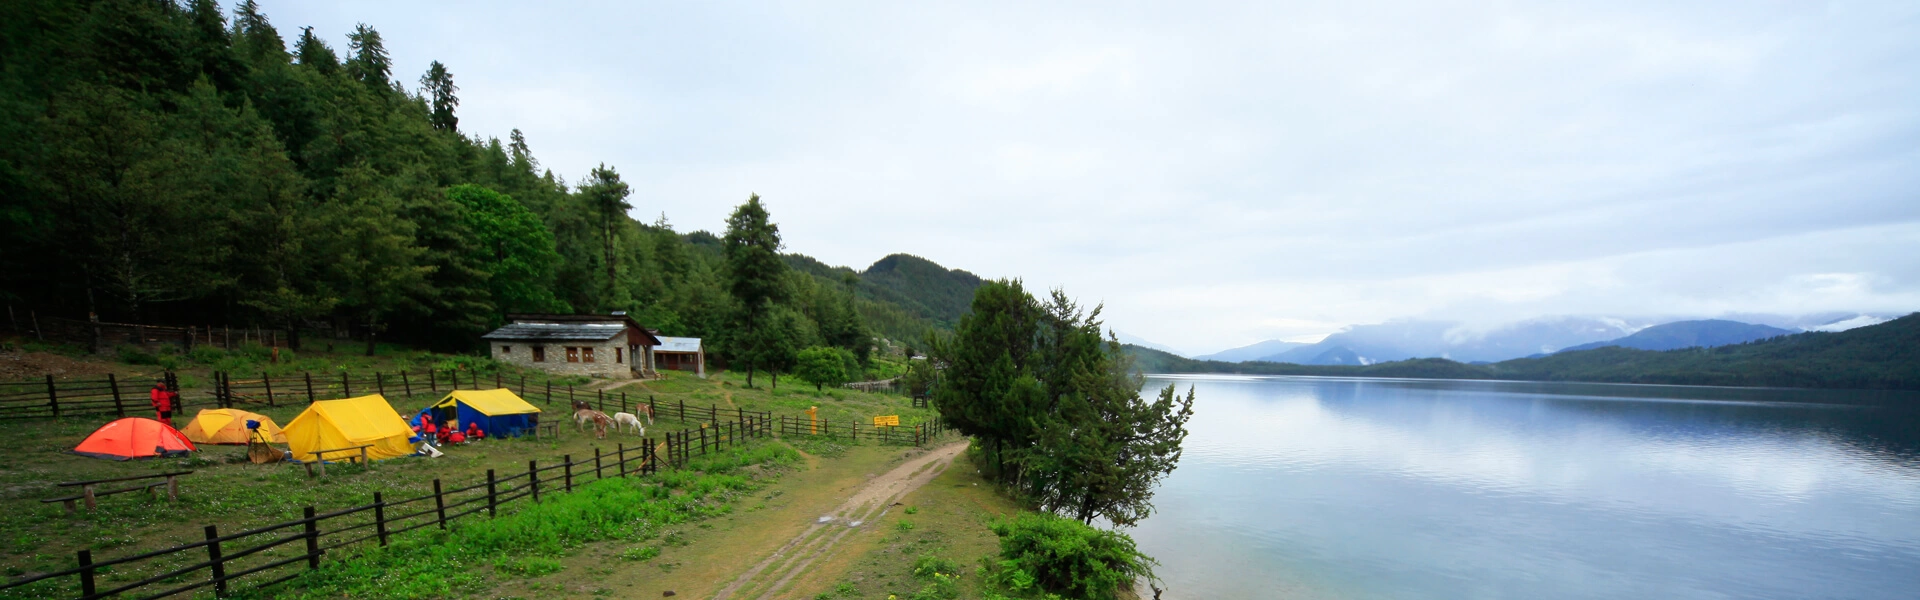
top-left (872, 415), bottom-right (900, 427)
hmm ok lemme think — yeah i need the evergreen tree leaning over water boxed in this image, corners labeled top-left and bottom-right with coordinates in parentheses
top-left (933, 280), bottom-right (1196, 527)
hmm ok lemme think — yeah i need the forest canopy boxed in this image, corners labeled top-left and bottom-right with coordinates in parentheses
top-left (0, 0), bottom-right (979, 360)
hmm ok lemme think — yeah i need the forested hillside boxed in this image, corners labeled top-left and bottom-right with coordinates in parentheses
top-left (1129, 312), bottom-right (1920, 390)
top-left (0, 0), bottom-right (966, 361)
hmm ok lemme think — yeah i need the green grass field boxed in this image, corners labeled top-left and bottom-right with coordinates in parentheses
top-left (0, 351), bottom-right (935, 598)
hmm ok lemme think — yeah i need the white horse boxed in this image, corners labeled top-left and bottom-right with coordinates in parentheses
top-left (612, 412), bottom-right (646, 435)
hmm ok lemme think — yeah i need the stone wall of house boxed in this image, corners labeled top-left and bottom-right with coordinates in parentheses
top-left (489, 332), bottom-right (633, 379)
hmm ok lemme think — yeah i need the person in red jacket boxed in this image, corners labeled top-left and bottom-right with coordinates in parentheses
top-left (419, 413), bottom-right (438, 445)
top-left (465, 421), bottom-right (484, 440)
top-left (149, 380), bottom-right (175, 426)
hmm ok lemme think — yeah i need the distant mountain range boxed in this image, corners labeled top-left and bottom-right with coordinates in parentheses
top-left (1193, 339), bottom-right (1309, 362)
top-left (1125, 312), bottom-right (1920, 391)
top-left (1195, 314), bottom-right (1886, 366)
top-left (1554, 320), bottom-right (1792, 354)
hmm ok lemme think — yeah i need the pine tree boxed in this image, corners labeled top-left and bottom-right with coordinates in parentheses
top-left (722, 194), bottom-right (789, 387)
top-left (345, 23), bottom-right (391, 90)
top-left (294, 27), bottom-right (338, 74)
top-left (420, 60), bottom-right (459, 132)
top-left (577, 164), bottom-right (632, 309)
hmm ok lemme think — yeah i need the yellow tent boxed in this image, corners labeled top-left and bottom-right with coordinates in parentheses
top-left (180, 408), bottom-right (287, 444)
top-left (414, 388), bottom-right (541, 438)
top-left (284, 394), bottom-right (416, 463)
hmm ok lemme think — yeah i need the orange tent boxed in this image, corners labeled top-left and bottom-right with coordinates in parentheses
top-left (73, 418), bottom-right (197, 460)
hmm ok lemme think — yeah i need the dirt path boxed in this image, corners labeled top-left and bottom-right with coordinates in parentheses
top-left (714, 441), bottom-right (970, 600)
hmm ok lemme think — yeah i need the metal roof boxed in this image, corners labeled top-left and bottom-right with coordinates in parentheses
top-left (481, 323), bottom-right (626, 341)
top-left (655, 336), bottom-right (703, 353)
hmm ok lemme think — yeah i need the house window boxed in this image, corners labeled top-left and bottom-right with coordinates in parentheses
top-left (615, 348), bottom-right (623, 364)
top-left (500, 345), bottom-right (512, 354)
top-left (533, 346), bottom-right (546, 362)
top-left (582, 347), bottom-right (595, 363)
top-left (566, 347), bottom-right (580, 363)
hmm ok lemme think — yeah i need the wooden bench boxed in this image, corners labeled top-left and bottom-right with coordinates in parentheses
top-left (303, 444), bottom-right (375, 477)
top-left (43, 471), bottom-right (194, 513)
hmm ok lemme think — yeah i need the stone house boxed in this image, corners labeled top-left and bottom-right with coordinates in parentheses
top-left (482, 313), bottom-right (662, 379)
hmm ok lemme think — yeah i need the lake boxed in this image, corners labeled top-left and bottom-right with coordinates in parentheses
top-left (1129, 375), bottom-right (1920, 599)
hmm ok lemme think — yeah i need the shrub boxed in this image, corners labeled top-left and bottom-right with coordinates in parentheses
top-left (117, 345), bottom-right (159, 365)
top-left (619, 546), bottom-right (661, 561)
top-left (985, 512), bottom-right (1155, 600)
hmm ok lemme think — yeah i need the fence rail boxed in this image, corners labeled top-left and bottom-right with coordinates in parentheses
top-left (0, 441), bottom-right (660, 599)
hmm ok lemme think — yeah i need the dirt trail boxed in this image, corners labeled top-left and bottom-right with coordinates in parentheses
top-left (714, 441), bottom-right (970, 600)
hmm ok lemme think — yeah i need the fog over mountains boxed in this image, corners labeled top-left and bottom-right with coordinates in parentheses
top-left (1180, 313), bottom-right (1892, 366)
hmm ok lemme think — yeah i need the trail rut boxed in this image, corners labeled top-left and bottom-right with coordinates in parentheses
top-left (713, 441), bottom-right (969, 599)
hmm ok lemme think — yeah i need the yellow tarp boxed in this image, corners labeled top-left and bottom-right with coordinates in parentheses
top-left (431, 388), bottom-right (541, 415)
top-left (284, 394), bottom-right (416, 463)
top-left (181, 408), bottom-right (287, 444)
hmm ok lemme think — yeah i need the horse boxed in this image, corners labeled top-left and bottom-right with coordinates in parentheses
top-left (574, 409), bottom-right (613, 439)
top-left (612, 412), bottom-right (646, 435)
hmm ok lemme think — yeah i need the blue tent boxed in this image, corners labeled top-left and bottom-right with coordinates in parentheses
top-left (411, 389), bottom-right (542, 439)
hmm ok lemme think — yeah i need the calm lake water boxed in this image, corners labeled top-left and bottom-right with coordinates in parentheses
top-left (1129, 375), bottom-right (1920, 600)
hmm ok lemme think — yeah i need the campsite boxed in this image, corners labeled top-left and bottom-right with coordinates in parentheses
top-left (0, 362), bottom-right (955, 598)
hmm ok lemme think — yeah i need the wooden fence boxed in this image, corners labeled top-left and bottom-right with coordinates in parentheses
top-left (0, 373), bottom-right (184, 420)
top-left (0, 442), bottom-right (660, 599)
top-left (6, 314), bottom-right (288, 352)
top-left (773, 414), bottom-right (947, 446)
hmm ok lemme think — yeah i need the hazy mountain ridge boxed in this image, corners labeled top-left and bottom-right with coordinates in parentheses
top-left (1555, 320), bottom-right (1793, 353)
top-left (1193, 339), bottom-right (1309, 362)
top-left (1124, 312), bottom-right (1920, 391)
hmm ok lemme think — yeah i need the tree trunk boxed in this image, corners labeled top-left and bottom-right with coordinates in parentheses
top-left (364, 321), bottom-right (377, 356)
top-left (285, 315), bottom-right (302, 350)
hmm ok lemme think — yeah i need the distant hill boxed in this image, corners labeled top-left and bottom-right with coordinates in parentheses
top-left (858, 254), bottom-right (984, 328)
top-left (1127, 312), bottom-right (1920, 391)
top-left (1194, 340), bottom-right (1308, 362)
top-left (1251, 317), bottom-right (1641, 365)
top-left (1556, 319), bottom-right (1792, 353)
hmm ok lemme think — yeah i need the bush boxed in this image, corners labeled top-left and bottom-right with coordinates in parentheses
top-left (117, 345), bottom-right (159, 365)
top-left (984, 512), bottom-right (1155, 600)
top-left (908, 554), bottom-right (962, 600)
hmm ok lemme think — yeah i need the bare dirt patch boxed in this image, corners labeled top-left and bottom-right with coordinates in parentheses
top-left (715, 441), bottom-right (969, 599)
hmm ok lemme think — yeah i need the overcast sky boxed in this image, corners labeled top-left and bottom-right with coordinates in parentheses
top-left (257, 1), bottom-right (1920, 355)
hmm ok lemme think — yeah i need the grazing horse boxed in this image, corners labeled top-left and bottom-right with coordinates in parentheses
top-left (612, 412), bottom-right (646, 435)
top-left (574, 409), bottom-right (614, 439)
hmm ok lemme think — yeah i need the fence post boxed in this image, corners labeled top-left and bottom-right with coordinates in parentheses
top-left (304, 372), bottom-right (315, 404)
top-left (594, 447), bottom-right (604, 480)
top-left (373, 492), bottom-right (389, 547)
top-left (564, 454), bottom-right (573, 492)
top-left (429, 369), bottom-right (437, 392)
top-left (341, 371), bottom-right (350, 398)
top-left (304, 507), bottom-right (321, 569)
top-left (205, 525), bottom-right (227, 598)
top-left (679, 398), bottom-right (686, 422)
top-left (263, 372), bottom-right (275, 407)
top-left (621, 392), bottom-right (628, 415)
top-left (486, 469), bottom-right (497, 517)
top-left (108, 373), bottom-right (124, 417)
top-left (699, 425), bottom-right (707, 457)
top-left (568, 385), bottom-right (575, 407)
top-left (597, 389), bottom-right (604, 412)
top-left (376, 373), bottom-right (385, 397)
top-left (545, 381), bottom-right (552, 405)
top-left (495, 373), bottom-right (502, 389)
top-left (45, 374), bottom-right (58, 418)
top-left (76, 549), bottom-right (96, 598)
top-left (433, 479), bottom-right (447, 529)
top-left (528, 460), bottom-right (541, 503)
top-left (618, 444), bottom-right (627, 477)
top-left (402, 371), bottom-right (412, 397)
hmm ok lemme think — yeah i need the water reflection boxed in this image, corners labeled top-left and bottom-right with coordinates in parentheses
top-left (1131, 375), bottom-right (1920, 600)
